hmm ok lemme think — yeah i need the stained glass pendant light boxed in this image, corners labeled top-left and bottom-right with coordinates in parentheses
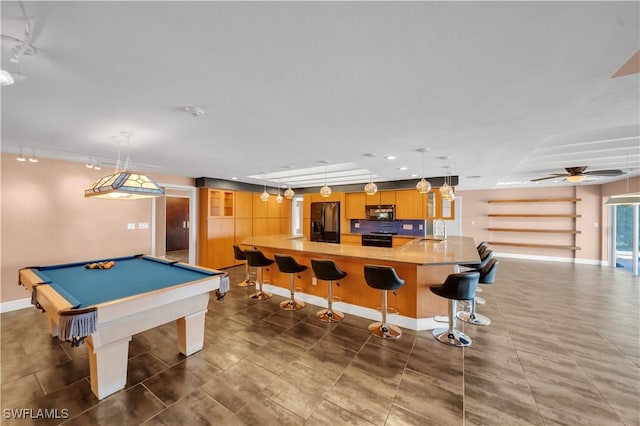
top-left (85, 132), bottom-right (164, 200)
top-left (416, 148), bottom-right (431, 194)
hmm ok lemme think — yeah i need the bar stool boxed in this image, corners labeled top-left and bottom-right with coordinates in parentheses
top-left (430, 271), bottom-right (479, 347)
top-left (243, 249), bottom-right (273, 300)
top-left (311, 259), bottom-right (347, 322)
top-left (457, 258), bottom-right (499, 326)
top-left (274, 254), bottom-right (307, 311)
top-left (364, 265), bottom-right (405, 339)
top-left (233, 245), bottom-right (254, 287)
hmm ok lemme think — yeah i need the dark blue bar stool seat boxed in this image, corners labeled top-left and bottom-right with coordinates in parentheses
top-left (244, 249), bottom-right (274, 301)
top-left (364, 265), bottom-right (405, 339)
top-left (430, 271), bottom-right (479, 347)
top-left (311, 259), bottom-right (347, 322)
top-left (274, 254), bottom-right (307, 311)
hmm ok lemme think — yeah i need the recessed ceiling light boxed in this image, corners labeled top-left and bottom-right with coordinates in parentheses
top-left (385, 156), bottom-right (396, 160)
top-left (410, 174), bottom-right (418, 178)
top-left (231, 177), bottom-right (238, 180)
top-left (398, 166), bottom-right (408, 171)
top-left (467, 175), bottom-right (481, 179)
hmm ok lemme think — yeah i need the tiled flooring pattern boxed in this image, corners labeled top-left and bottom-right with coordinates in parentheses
top-left (1, 258), bottom-right (638, 425)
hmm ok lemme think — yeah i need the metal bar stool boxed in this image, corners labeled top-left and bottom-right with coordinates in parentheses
top-left (458, 258), bottom-right (499, 326)
top-left (243, 249), bottom-right (274, 300)
top-left (364, 265), bottom-right (405, 339)
top-left (274, 254), bottom-right (307, 311)
top-left (430, 271), bottom-right (479, 347)
top-left (233, 245), bottom-right (254, 287)
top-left (311, 259), bottom-right (347, 322)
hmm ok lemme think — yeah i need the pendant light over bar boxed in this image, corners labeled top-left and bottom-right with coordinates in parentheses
top-left (363, 153), bottom-right (378, 195)
top-left (260, 172), bottom-right (270, 201)
top-left (415, 148), bottom-right (431, 194)
top-left (284, 166), bottom-right (295, 199)
top-left (319, 160), bottom-right (332, 197)
top-left (84, 132), bottom-right (164, 200)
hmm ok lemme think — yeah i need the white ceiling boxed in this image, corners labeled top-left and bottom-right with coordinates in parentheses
top-left (1, 1), bottom-right (639, 190)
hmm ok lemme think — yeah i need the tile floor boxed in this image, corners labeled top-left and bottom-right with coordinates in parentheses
top-left (1, 258), bottom-right (638, 425)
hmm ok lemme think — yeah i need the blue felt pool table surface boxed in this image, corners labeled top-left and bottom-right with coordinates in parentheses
top-left (31, 255), bottom-right (219, 309)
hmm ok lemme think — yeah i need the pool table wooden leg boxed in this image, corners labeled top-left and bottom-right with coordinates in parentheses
top-left (176, 310), bottom-right (206, 356)
top-left (86, 336), bottom-right (132, 400)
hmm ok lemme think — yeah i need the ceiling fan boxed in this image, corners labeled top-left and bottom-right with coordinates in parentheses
top-left (530, 166), bottom-right (624, 183)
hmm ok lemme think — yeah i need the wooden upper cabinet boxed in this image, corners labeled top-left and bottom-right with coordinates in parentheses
top-left (395, 189), bottom-right (425, 219)
top-left (202, 188), bottom-right (234, 217)
top-left (379, 191), bottom-right (396, 204)
top-left (346, 193), bottom-right (366, 219)
top-left (235, 191), bottom-right (253, 218)
top-left (252, 193), bottom-right (269, 218)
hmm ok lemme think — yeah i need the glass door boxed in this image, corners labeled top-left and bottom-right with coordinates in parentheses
top-left (613, 204), bottom-right (640, 275)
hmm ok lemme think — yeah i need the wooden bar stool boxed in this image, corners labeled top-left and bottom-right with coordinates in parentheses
top-left (430, 271), bottom-right (479, 347)
top-left (274, 254), bottom-right (307, 311)
top-left (364, 265), bottom-right (405, 339)
top-left (243, 249), bottom-right (273, 301)
top-left (311, 259), bottom-right (347, 322)
top-left (233, 245), bottom-right (253, 287)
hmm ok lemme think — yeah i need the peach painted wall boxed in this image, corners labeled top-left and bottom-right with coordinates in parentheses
top-left (458, 185), bottom-right (603, 261)
top-left (0, 154), bottom-right (194, 303)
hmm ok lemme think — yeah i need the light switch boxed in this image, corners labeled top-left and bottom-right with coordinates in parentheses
top-left (127, 223), bottom-right (136, 230)
top-left (138, 222), bottom-right (149, 229)
top-left (354, 222), bottom-right (360, 228)
top-left (402, 224), bottom-right (413, 230)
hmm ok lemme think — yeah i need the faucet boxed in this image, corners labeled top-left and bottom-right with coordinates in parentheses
top-left (434, 219), bottom-right (447, 240)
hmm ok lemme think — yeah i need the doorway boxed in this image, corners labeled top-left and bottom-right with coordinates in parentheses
top-left (166, 196), bottom-right (190, 262)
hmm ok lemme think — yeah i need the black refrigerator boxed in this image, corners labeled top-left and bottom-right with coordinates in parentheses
top-left (310, 202), bottom-right (340, 243)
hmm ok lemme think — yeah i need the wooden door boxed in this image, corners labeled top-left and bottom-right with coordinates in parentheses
top-left (166, 197), bottom-right (189, 251)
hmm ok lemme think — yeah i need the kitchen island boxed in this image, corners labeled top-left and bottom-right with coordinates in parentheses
top-left (241, 235), bottom-right (480, 330)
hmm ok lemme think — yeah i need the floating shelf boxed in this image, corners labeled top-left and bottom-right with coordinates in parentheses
top-left (488, 228), bottom-right (581, 234)
top-left (488, 241), bottom-right (581, 250)
top-left (487, 198), bottom-right (582, 203)
top-left (488, 214), bottom-right (581, 218)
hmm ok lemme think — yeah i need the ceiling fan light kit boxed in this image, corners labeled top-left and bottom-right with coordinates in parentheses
top-left (531, 166), bottom-right (624, 183)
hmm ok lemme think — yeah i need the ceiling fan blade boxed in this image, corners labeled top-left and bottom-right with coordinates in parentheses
top-left (585, 169), bottom-right (625, 176)
top-left (530, 174), bottom-right (569, 182)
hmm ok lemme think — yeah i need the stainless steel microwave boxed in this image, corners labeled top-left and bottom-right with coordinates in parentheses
top-left (365, 205), bottom-right (395, 221)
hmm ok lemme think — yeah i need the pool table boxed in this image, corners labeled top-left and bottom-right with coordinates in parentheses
top-left (19, 254), bottom-right (227, 400)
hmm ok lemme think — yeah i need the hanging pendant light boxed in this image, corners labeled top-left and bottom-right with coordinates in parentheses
top-left (276, 183), bottom-right (283, 203)
top-left (415, 148), bottom-right (431, 194)
top-left (85, 132), bottom-right (164, 200)
top-left (260, 174), bottom-right (269, 201)
top-left (284, 166), bottom-right (295, 199)
top-left (320, 161), bottom-right (332, 197)
top-left (363, 153), bottom-right (378, 195)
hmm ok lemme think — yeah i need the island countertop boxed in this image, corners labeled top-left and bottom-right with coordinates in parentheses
top-left (241, 234), bottom-right (480, 266)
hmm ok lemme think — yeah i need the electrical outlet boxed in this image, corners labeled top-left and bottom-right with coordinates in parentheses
top-left (138, 222), bottom-right (149, 229)
top-left (418, 224), bottom-right (423, 230)
top-left (127, 223), bottom-right (136, 230)
top-left (312, 277), bottom-right (317, 286)
top-left (354, 222), bottom-right (360, 228)
top-left (402, 224), bottom-right (413, 230)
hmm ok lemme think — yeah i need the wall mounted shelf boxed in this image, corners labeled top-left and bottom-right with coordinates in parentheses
top-left (487, 198), bottom-right (582, 203)
top-left (488, 214), bottom-right (581, 218)
top-left (488, 241), bottom-right (581, 250)
top-left (487, 228), bottom-right (581, 234)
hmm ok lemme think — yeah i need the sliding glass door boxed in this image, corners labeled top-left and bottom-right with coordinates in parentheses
top-left (613, 204), bottom-right (640, 276)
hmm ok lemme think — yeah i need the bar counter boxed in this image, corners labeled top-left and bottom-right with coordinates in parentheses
top-left (241, 235), bottom-right (480, 330)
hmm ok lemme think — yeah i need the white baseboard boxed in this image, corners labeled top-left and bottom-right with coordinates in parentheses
top-left (262, 283), bottom-right (439, 331)
top-left (1, 297), bottom-right (32, 313)
top-left (494, 251), bottom-right (604, 266)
